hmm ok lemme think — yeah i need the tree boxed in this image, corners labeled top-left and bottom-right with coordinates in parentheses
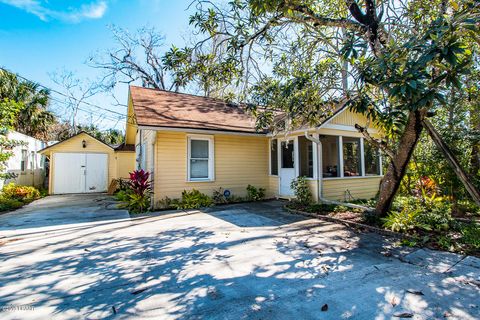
top-left (0, 99), bottom-right (22, 180)
top-left (0, 69), bottom-right (55, 140)
top-left (50, 69), bottom-right (101, 133)
top-left (180, 0), bottom-right (480, 216)
top-left (89, 26), bottom-right (180, 91)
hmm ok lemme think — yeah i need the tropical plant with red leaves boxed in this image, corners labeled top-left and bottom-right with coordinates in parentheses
top-left (122, 169), bottom-right (152, 213)
top-left (129, 169), bottom-right (151, 195)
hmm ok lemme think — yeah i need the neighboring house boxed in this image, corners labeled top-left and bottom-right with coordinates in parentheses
top-left (127, 86), bottom-right (384, 208)
top-left (39, 132), bottom-right (135, 194)
top-left (1, 130), bottom-right (46, 189)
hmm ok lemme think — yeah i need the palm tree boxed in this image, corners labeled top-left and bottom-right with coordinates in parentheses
top-left (0, 70), bottom-right (56, 140)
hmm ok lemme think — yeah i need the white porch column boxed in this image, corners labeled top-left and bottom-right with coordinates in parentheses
top-left (360, 137), bottom-right (365, 176)
top-left (338, 136), bottom-right (344, 178)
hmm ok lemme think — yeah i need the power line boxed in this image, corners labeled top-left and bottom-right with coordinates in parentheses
top-left (0, 66), bottom-right (128, 117)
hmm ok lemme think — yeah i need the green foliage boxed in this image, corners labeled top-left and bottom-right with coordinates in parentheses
top-left (114, 189), bottom-right (132, 202)
top-left (173, 189), bottom-right (214, 209)
top-left (2, 183), bottom-right (40, 202)
top-left (0, 198), bottom-right (24, 212)
top-left (290, 176), bottom-right (312, 205)
top-left (384, 196), bottom-right (454, 232)
top-left (383, 209), bottom-right (421, 233)
top-left (400, 238), bottom-right (419, 248)
top-left (125, 193), bottom-right (151, 214)
top-left (0, 69), bottom-right (55, 140)
top-left (459, 223), bottom-right (480, 249)
top-left (246, 184), bottom-right (266, 201)
top-left (0, 183), bottom-right (42, 212)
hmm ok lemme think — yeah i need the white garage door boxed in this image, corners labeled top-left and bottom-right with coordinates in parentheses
top-left (53, 153), bottom-right (108, 194)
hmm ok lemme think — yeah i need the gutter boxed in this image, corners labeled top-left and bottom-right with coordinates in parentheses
top-left (303, 131), bottom-right (373, 212)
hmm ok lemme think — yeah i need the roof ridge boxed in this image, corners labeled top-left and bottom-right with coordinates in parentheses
top-left (129, 85), bottom-right (245, 107)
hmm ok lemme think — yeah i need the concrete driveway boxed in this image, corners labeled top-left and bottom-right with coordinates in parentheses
top-left (0, 195), bottom-right (479, 319)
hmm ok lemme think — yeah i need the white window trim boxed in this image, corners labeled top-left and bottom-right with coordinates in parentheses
top-left (321, 134), bottom-right (384, 180)
top-left (187, 134), bottom-right (215, 182)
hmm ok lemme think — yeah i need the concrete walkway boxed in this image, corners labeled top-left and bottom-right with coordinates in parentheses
top-left (0, 196), bottom-right (478, 319)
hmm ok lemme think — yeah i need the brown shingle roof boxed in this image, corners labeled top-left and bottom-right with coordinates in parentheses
top-left (130, 86), bottom-right (263, 134)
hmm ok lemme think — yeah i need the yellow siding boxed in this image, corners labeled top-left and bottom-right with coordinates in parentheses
top-left (307, 180), bottom-right (319, 202)
top-left (154, 131), bottom-right (270, 206)
top-left (116, 152), bottom-right (135, 179)
top-left (267, 176), bottom-right (279, 198)
top-left (331, 109), bottom-right (370, 126)
top-left (322, 177), bottom-right (382, 201)
top-left (125, 96), bottom-right (137, 145)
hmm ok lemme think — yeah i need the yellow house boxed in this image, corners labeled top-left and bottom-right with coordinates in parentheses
top-left (127, 86), bottom-right (384, 208)
top-left (39, 131), bottom-right (135, 194)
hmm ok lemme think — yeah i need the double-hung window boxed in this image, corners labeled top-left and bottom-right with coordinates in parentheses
top-left (20, 149), bottom-right (28, 172)
top-left (188, 135), bottom-right (214, 181)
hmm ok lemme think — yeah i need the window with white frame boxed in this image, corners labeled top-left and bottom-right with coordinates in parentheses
top-left (20, 149), bottom-right (28, 172)
top-left (364, 140), bottom-right (381, 175)
top-left (188, 136), bottom-right (214, 181)
top-left (321, 135), bottom-right (382, 178)
top-left (342, 137), bottom-right (361, 177)
top-left (270, 139), bottom-right (278, 175)
top-left (298, 136), bottom-right (314, 178)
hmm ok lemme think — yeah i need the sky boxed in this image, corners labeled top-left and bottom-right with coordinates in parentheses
top-left (0, 0), bottom-right (196, 131)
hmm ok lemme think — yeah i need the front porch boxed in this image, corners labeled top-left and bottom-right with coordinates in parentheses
top-left (269, 131), bottom-right (384, 202)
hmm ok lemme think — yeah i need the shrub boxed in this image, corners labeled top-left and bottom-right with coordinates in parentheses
top-left (115, 189), bottom-right (132, 202)
top-left (387, 195), bottom-right (454, 232)
top-left (127, 193), bottom-right (151, 213)
top-left (2, 183), bottom-right (40, 202)
top-left (174, 189), bottom-right (213, 209)
top-left (290, 176), bottom-right (312, 206)
top-left (0, 198), bottom-right (24, 212)
top-left (246, 185), bottom-right (266, 201)
top-left (383, 209), bottom-right (421, 233)
top-left (459, 223), bottom-right (480, 249)
top-left (120, 170), bottom-right (152, 213)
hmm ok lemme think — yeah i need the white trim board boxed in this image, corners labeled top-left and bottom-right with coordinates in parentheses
top-left (138, 125), bottom-right (266, 137)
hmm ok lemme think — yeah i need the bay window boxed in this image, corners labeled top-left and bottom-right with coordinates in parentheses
top-left (188, 135), bottom-right (214, 181)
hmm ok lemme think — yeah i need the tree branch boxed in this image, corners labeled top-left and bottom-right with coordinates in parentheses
top-left (355, 123), bottom-right (395, 159)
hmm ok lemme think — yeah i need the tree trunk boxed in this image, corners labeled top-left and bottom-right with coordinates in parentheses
top-left (471, 109), bottom-right (480, 177)
top-left (375, 109), bottom-right (426, 216)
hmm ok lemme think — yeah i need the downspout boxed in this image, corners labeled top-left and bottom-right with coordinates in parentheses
top-left (304, 131), bottom-right (373, 211)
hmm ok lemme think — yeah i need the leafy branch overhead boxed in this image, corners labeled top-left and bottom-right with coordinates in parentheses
top-left (180, 0), bottom-right (480, 215)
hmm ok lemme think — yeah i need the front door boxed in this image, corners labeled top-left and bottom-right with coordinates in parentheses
top-left (279, 140), bottom-right (296, 196)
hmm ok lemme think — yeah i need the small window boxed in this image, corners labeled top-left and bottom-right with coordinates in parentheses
top-left (20, 149), bottom-right (28, 172)
top-left (343, 137), bottom-right (361, 176)
top-left (188, 136), bottom-right (214, 181)
top-left (281, 140), bottom-right (294, 168)
top-left (320, 135), bottom-right (339, 177)
top-left (364, 140), bottom-right (381, 175)
top-left (270, 139), bottom-right (278, 175)
top-left (298, 136), bottom-right (313, 178)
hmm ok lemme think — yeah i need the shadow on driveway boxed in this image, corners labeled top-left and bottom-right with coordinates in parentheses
top-left (0, 200), bottom-right (479, 319)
